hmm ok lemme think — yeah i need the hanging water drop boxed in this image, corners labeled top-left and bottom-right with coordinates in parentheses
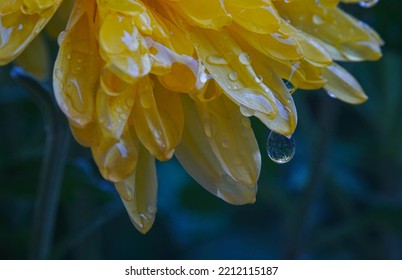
top-left (266, 131), bottom-right (295, 164)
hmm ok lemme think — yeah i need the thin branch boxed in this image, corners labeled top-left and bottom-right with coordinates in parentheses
top-left (11, 67), bottom-right (70, 259)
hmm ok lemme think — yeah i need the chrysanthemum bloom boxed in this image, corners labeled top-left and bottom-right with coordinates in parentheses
top-left (0, 0), bottom-right (383, 233)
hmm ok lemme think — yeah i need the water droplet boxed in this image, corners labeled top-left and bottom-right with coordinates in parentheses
top-left (54, 68), bottom-right (63, 80)
top-left (359, 0), bottom-right (378, 8)
top-left (199, 71), bottom-right (211, 83)
top-left (312, 14), bottom-right (324, 25)
top-left (206, 55), bottom-right (228, 65)
top-left (283, 79), bottom-right (296, 93)
top-left (266, 131), bottom-right (296, 164)
top-left (255, 75), bottom-right (263, 84)
top-left (153, 129), bottom-right (162, 139)
top-left (57, 31), bottom-right (67, 46)
top-left (239, 52), bottom-right (250, 65)
top-left (228, 71), bottom-right (238, 81)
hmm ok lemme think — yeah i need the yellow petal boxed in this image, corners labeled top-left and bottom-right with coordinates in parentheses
top-left (231, 23), bottom-right (303, 62)
top-left (97, 0), bottom-right (144, 16)
top-left (280, 19), bottom-right (332, 67)
top-left (274, 2), bottom-right (383, 61)
top-left (0, 0), bottom-right (22, 15)
top-left (323, 63), bottom-right (367, 104)
top-left (226, 0), bottom-right (280, 34)
top-left (115, 144), bottom-right (158, 234)
top-left (133, 77), bottom-right (183, 161)
top-left (69, 120), bottom-right (101, 147)
top-left (175, 95), bottom-right (258, 205)
top-left (248, 51), bottom-right (298, 136)
top-left (53, 0), bottom-right (100, 127)
top-left (166, 0), bottom-right (232, 30)
top-left (98, 12), bottom-right (151, 82)
top-left (0, 0), bottom-right (62, 65)
top-left (96, 78), bottom-right (136, 139)
top-left (189, 27), bottom-right (278, 119)
top-left (145, 37), bottom-right (198, 89)
top-left (21, 0), bottom-right (57, 15)
top-left (91, 127), bottom-right (139, 182)
top-left (196, 94), bottom-right (261, 186)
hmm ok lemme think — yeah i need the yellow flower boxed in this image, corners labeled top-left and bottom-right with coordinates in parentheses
top-left (0, 0), bottom-right (383, 233)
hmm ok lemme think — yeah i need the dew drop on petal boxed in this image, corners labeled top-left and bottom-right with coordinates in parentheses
top-left (57, 31), bottom-right (67, 46)
top-left (228, 71), bottom-right (239, 81)
top-left (266, 131), bottom-right (296, 164)
top-left (238, 52), bottom-right (251, 65)
top-left (312, 14), bottom-right (324, 25)
top-left (54, 68), bottom-right (63, 80)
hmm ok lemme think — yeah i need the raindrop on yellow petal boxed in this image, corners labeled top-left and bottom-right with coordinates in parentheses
top-left (133, 77), bottom-right (183, 161)
top-left (53, 0), bottom-right (100, 127)
top-left (115, 144), bottom-right (158, 234)
top-left (91, 127), bottom-right (139, 183)
top-left (0, 0), bottom-right (61, 65)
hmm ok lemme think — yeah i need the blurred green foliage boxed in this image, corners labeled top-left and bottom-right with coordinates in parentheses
top-left (1, 1), bottom-right (402, 259)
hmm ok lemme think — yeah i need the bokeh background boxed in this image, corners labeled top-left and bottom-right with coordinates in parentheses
top-left (1, 1), bottom-right (402, 260)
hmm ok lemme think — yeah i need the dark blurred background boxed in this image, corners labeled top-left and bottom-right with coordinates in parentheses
top-left (1, 1), bottom-right (402, 260)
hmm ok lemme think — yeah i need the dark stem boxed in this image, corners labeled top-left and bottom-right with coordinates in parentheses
top-left (284, 95), bottom-right (338, 259)
top-left (11, 67), bottom-right (70, 260)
